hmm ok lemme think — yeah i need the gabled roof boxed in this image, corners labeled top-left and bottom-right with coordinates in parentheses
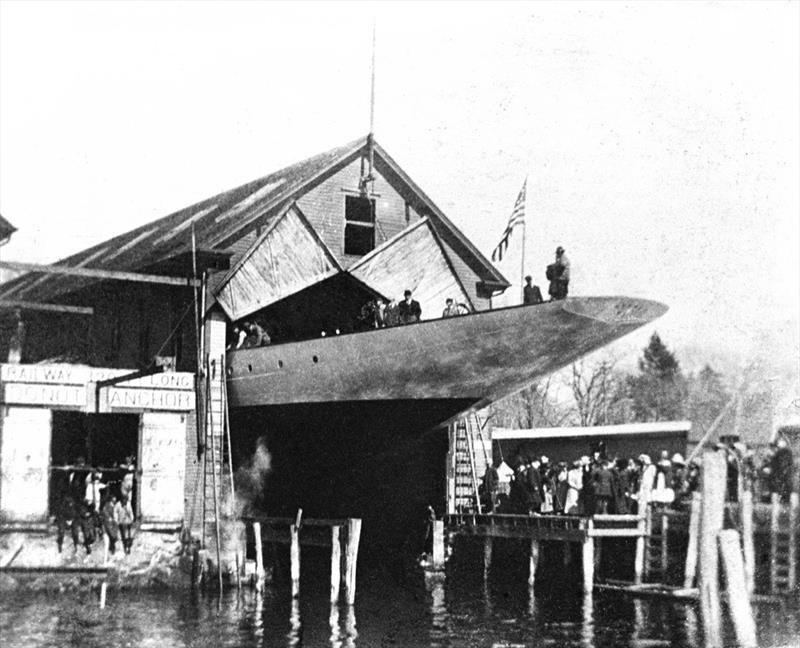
top-left (0, 136), bottom-right (508, 303)
top-left (0, 214), bottom-right (16, 241)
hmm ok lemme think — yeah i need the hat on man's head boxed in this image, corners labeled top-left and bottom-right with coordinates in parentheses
top-left (404, 289), bottom-right (412, 297)
top-left (556, 246), bottom-right (564, 254)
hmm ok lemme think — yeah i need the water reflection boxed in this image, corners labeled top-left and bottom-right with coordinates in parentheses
top-left (329, 604), bottom-right (357, 648)
top-left (425, 571), bottom-right (451, 647)
top-left (581, 594), bottom-right (594, 648)
top-left (1, 570), bottom-right (798, 647)
top-left (287, 597), bottom-right (302, 647)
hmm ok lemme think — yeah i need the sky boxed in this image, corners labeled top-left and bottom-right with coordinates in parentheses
top-left (0, 1), bottom-right (798, 402)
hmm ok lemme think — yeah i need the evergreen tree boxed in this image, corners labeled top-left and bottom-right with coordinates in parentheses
top-left (686, 364), bottom-right (730, 433)
top-left (626, 332), bottom-right (686, 421)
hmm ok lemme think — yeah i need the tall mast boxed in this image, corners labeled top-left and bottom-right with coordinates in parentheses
top-left (363, 20), bottom-right (376, 195)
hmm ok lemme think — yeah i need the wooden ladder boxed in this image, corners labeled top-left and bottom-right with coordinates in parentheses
top-left (454, 418), bottom-right (481, 513)
top-left (201, 357), bottom-right (224, 556)
top-left (769, 493), bottom-right (798, 595)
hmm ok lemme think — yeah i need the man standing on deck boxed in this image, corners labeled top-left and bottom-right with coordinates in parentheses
top-left (547, 246), bottom-right (570, 300)
top-left (523, 276), bottom-right (543, 305)
top-left (398, 289), bottom-right (421, 324)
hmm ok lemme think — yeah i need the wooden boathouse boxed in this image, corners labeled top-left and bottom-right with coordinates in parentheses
top-left (0, 135), bottom-right (512, 584)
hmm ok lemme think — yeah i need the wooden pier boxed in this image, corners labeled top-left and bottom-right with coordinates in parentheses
top-left (244, 515), bottom-right (362, 604)
top-left (444, 511), bottom-right (649, 594)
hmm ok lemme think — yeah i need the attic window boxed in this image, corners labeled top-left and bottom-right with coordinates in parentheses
top-left (344, 195), bottom-right (375, 255)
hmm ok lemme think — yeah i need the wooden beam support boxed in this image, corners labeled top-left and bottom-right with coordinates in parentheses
top-left (683, 492), bottom-right (701, 589)
top-left (699, 450), bottom-right (726, 648)
top-left (431, 520), bottom-right (445, 571)
top-left (740, 490), bottom-right (755, 595)
top-left (0, 260), bottom-right (201, 287)
top-left (0, 299), bottom-right (93, 315)
top-left (253, 522), bottom-right (265, 593)
top-left (330, 526), bottom-right (341, 603)
top-left (290, 523), bottom-right (301, 598)
top-left (718, 529), bottom-right (757, 648)
top-left (342, 518), bottom-right (361, 605)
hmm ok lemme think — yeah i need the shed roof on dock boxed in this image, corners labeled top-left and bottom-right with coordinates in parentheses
top-left (494, 421), bottom-right (692, 464)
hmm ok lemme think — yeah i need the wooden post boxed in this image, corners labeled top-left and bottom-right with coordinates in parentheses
top-left (789, 492), bottom-right (798, 592)
top-left (660, 510), bottom-right (669, 576)
top-left (330, 525), bottom-right (341, 603)
top-left (343, 518), bottom-right (362, 605)
top-left (432, 520), bottom-right (445, 571)
top-left (582, 520), bottom-right (594, 594)
top-left (699, 450), bottom-right (726, 648)
top-left (99, 581), bottom-right (107, 609)
top-left (634, 464), bottom-right (654, 585)
top-left (528, 539), bottom-right (539, 588)
top-left (718, 529), bottom-right (757, 648)
top-left (683, 492), bottom-right (702, 588)
top-left (290, 524), bottom-right (301, 598)
top-left (741, 490), bottom-right (755, 595)
top-left (483, 536), bottom-right (493, 580)
top-left (770, 492), bottom-right (779, 593)
top-left (253, 522), bottom-right (265, 592)
top-left (563, 541), bottom-right (572, 565)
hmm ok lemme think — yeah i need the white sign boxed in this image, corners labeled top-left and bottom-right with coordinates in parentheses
top-left (0, 363), bottom-right (195, 412)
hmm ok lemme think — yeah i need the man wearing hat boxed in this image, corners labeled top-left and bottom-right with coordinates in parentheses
top-left (545, 246), bottom-right (570, 300)
top-left (398, 289), bottom-right (421, 324)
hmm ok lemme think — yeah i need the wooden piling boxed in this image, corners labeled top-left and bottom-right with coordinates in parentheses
top-left (634, 465), bottom-right (654, 585)
top-left (528, 539), bottom-right (539, 588)
top-left (290, 524), bottom-right (301, 599)
top-left (343, 518), bottom-right (361, 605)
top-left (432, 520), bottom-right (445, 571)
top-left (789, 492), bottom-right (798, 592)
top-left (740, 490), bottom-right (755, 595)
top-left (699, 450), bottom-right (726, 648)
top-left (330, 525), bottom-right (341, 603)
top-left (683, 492), bottom-right (701, 588)
top-left (582, 519), bottom-right (594, 594)
top-left (660, 511), bottom-right (669, 576)
top-left (253, 522), bottom-right (265, 593)
top-left (770, 492), bottom-right (779, 593)
top-left (718, 529), bottom-right (757, 648)
top-left (99, 581), bottom-right (107, 609)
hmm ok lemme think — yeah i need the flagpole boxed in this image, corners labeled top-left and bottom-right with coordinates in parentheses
top-left (520, 178), bottom-right (527, 304)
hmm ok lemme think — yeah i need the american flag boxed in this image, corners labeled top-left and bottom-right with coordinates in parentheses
top-left (491, 178), bottom-right (527, 262)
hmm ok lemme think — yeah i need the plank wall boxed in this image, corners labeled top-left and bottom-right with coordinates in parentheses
top-left (296, 157), bottom-right (422, 268)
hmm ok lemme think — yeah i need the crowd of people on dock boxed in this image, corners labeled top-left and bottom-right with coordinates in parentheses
top-left (53, 456), bottom-right (136, 558)
top-left (479, 436), bottom-right (795, 516)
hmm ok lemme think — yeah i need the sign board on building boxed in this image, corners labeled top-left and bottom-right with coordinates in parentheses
top-left (0, 363), bottom-right (195, 413)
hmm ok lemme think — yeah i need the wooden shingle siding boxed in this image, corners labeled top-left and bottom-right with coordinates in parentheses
top-left (296, 158), bottom-right (420, 266)
top-left (350, 219), bottom-right (471, 319)
top-left (215, 206), bottom-right (340, 321)
top-left (439, 239), bottom-right (492, 312)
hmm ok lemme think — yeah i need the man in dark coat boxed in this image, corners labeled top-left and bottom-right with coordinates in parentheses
top-left (523, 276), bottom-right (543, 305)
top-left (592, 460), bottom-right (615, 514)
top-left (525, 457), bottom-right (544, 514)
top-left (398, 289), bottom-right (422, 324)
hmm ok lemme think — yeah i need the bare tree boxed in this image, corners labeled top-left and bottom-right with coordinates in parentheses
top-left (568, 357), bottom-right (627, 426)
top-left (491, 376), bottom-right (572, 429)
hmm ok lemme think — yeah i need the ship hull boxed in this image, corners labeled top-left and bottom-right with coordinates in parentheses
top-left (226, 296), bottom-right (667, 428)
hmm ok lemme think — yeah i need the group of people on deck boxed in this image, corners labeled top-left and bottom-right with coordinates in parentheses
top-left (482, 445), bottom-right (683, 516)
top-left (479, 435), bottom-right (796, 516)
top-left (55, 456), bottom-right (136, 558)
